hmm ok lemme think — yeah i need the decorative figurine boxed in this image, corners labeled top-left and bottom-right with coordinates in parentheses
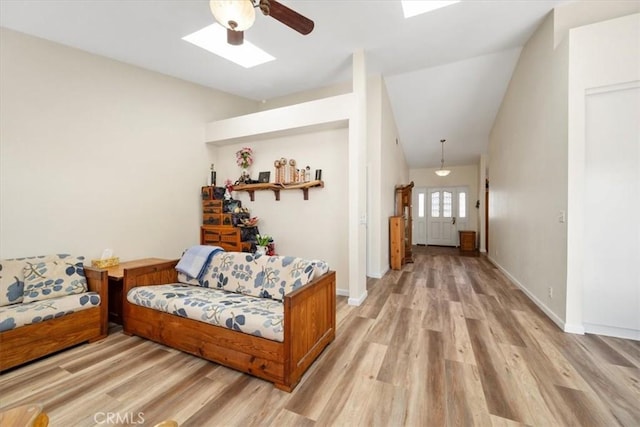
top-left (274, 159), bottom-right (281, 183)
top-left (289, 159), bottom-right (296, 184)
top-left (280, 157), bottom-right (287, 182)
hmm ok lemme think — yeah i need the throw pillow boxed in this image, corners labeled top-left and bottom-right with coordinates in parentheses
top-left (22, 261), bottom-right (88, 303)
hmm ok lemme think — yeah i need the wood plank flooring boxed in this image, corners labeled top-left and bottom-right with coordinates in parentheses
top-left (1, 246), bottom-right (639, 426)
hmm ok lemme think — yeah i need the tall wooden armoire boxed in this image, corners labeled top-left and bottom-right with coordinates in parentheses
top-left (393, 181), bottom-right (414, 266)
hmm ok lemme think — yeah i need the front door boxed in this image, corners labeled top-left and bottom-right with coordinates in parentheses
top-left (427, 187), bottom-right (469, 246)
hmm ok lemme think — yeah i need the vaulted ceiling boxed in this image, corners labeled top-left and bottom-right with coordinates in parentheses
top-left (0, 0), bottom-right (571, 168)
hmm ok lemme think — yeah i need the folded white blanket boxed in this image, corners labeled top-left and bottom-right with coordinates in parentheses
top-left (175, 245), bottom-right (222, 280)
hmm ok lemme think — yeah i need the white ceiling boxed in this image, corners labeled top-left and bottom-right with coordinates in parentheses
top-left (0, 0), bottom-right (571, 168)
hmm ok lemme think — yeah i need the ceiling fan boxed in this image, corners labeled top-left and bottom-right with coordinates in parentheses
top-left (210, 0), bottom-right (314, 46)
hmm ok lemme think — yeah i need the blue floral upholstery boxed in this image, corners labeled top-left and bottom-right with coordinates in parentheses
top-left (0, 254), bottom-right (85, 307)
top-left (0, 291), bottom-right (101, 332)
top-left (310, 260), bottom-right (330, 279)
top-left (23, 260), bottom-right (87, 303)
top-left (127, 284), bottom-right (284, 342)
top-left (191, 252), bottom-right (316, 301)
top-left (177, 271), bottom-right (200, 287)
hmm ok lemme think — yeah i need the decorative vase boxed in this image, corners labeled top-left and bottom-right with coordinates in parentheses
top-left (256, 246), bottom-right (268, 256)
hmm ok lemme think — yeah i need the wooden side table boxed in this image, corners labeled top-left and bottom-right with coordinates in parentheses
top-left (104, 258), bottom-right (167, 325)
top-left (459, 230), bottom-right (477, 254)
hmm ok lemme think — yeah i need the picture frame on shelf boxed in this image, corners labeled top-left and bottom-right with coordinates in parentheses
top-left (258, 171), bottom-right (270, 183)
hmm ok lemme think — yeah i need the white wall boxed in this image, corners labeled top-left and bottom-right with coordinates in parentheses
top-left (554, 0), bottom-right (640, 47)
top-left (256, 82), bottom-right (352, 112)
top-left (0, 28), bottom-right (256, 260)
top-left (206, 70), bottom-right (408, 294)
top-left (488, 11), bottom-right (570, 326)
top-left (567, 13), bottom-right (640, 339)
top-left (366, 76), bottom-right (383, 278)
top-left (489, 3), bottom-right (639, 338)
top-left (366, 76), bottom-right (408, 278)
top-left (213, 129), bottom-right (350, 294)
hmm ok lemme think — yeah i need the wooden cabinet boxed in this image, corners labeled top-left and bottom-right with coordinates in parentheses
top-left (389, 216), bottom-right (405, 270)
top-left (200, 226), bottom-right (254, 252)
top-left (200, 187), bottom-right (254, 252)
top-left (459, 230), bottom-right (477, 253)
top-left (201, 226), bottom-right (242, 251)
top-left (395, 182), bottom-right (414, 265)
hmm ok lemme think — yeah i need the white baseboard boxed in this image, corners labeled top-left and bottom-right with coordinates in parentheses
top-left (487, 255), bottom-right (570, 333)
top-left (348, 290), bottom-right (368, 306)
top-left (336, 289), bottom-right (349, 297)
top-left (584, 323), bottom-right (639, 341)
top-left (367, 266), bottom-right (389, 279)
top-left (563, 323), bottom-right (586, 335)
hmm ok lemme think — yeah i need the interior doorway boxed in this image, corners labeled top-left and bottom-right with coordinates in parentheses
top-left (485, 183), bottom-right (489, 252)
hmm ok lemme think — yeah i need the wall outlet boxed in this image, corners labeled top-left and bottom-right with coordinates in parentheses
top-left (558, 211), bottom-right (566, 223)
top-left (548, 287), bottom-right (553, 298)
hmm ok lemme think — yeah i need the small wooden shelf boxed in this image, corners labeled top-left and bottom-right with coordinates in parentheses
top-left (233, 180), bottom-right (324, 201)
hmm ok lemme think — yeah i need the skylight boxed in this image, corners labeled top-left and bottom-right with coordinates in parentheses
top-left (182, 23), bottom-right (275, 68)
top-left (401, 1), bottom-right (461, 18)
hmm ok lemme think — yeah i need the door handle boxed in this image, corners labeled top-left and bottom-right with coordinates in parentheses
top-left (452, 217), bottom-right (456, 225)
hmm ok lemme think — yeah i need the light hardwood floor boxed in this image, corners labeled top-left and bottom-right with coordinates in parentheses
top-left (1, 246), bottom-right (639, 426)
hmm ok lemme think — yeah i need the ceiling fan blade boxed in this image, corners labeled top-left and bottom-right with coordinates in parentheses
top-left (267, 0), bottom-right (314, 35)
top-left (227, 29), bottom-right (244, 45)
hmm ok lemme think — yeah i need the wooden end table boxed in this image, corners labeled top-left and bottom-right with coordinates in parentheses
top-left (104, 258), bottom-right (167, 324)
top-left (458, 230), bottom-right (477, 255)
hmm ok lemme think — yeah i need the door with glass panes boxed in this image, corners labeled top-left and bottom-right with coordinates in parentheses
top-left (427, 187), bottom-right (468, 246)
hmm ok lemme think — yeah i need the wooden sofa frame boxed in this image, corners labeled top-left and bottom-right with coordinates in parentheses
top-left (122, 259), bottom-right (336, 392)
top-left (0, 267), bottom-right (108, 371)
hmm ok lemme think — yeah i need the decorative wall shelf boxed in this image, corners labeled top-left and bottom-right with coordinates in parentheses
top-left (233, 180), bottom-right (324, 201)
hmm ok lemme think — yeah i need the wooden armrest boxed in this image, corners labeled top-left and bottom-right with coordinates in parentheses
top-left (123, 259), bottom-right (179, 295)
top-left (84, 266), bottom-right (108, 298)
top-left (83, 265), bottom-right (109, 337)
top-left (285, 270), bottom-right (336, 301)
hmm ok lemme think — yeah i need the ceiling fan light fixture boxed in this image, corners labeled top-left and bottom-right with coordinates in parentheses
top-left (227, 29), bottom-right (244, 45)
top-left (435, 139), bottom-right (451, 177)
top-left (210, 0), bottom-right (256, 32)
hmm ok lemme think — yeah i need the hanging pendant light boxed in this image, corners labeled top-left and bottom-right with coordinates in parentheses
top-left (435, 139), bottom-right (451, 177)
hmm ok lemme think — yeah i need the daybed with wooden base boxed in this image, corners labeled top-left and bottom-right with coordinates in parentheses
top-left (0, 254), bottom-right (108, 371)
top-left (122, 254), bottom-right (336, 392)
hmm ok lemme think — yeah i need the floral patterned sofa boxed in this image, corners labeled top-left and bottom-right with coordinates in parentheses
top-left (0, 254), bottom-right (108, 371)
top-left (123, 252), bottom-right (336, 392)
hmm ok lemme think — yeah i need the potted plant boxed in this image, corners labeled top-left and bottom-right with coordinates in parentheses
top-left (255, 234), bottom-right (272, 255)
